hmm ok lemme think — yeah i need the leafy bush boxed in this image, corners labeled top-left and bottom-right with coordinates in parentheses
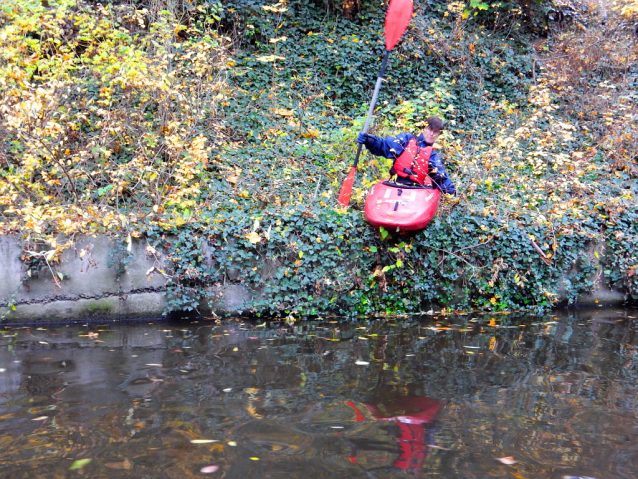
top-left (0, 0), bottom-right (230, 233)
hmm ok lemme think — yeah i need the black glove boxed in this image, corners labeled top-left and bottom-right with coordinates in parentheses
top-left (356, 132), bottom-right (369, 144)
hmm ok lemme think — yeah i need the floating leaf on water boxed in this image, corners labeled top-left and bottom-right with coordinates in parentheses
top-left (69, 458), bottom-right (92, 470)
top-left (227, 441), bottom-right (237, 446)
top-left (104, 459), bottom-right (133, 470)
top-left (146, 364), bottom-right (162, 367)
top-left (355, 361), bottom-right (369, 365)
top-left (495, 456), bottom-right (517, 465)
top-left (32, 416), bottom-right (48, 421)
top-left (427, 444), bottom-right (453, 451)
top-left (223, 388), bottom-right (232, 392)
top-left (330, 426), bottom-right (344, 429)
top-left (191, 439), bottom-right (219, 444)
top-left (200, 465), bottom-right (220, 473)
top-left (562, 476), bottom-right (597, 479)
top-left (250, 457), bottom-right (260, 461)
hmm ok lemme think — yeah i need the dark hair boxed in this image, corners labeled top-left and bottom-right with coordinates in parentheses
top-left (425, 117), bottom-right (445, 132)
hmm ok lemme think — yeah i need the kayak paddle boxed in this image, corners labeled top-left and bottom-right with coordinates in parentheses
top-left (337, 0), bottom-right (414, 207)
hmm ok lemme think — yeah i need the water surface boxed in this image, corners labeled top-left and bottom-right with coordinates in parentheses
top-left (1, 309), bottom-right (637, 478)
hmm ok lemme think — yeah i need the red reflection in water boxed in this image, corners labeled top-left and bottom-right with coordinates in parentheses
top-left (346, 397), bottom-right (445, 471)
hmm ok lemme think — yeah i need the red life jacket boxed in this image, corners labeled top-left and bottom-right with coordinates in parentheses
top-left (390, 137), bottom-right (433, 186)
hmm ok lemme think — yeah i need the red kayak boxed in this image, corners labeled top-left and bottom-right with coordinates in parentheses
top-left (364, 180), bottom-right (441, 231)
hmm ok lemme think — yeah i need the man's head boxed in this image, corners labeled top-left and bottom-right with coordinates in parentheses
top-left (422, 116), bottom-right (444, 145)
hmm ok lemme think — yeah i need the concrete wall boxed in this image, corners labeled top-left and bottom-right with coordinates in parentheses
top-left (0, 234), bottom-right (628, 322)
top-left (0, 235), bottom-right (255, 322)
top-left (0, 235), bottom-right (167, 321)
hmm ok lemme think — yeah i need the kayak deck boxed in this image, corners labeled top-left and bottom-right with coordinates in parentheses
top-left (364, 180), bottom-right (440, 231)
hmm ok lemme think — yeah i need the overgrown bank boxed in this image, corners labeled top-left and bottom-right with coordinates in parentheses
top-left (0, 0), bottom-right (636, 318)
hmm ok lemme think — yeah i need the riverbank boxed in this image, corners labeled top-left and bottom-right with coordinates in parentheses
top-left (0, 233), bottom-right (630, 322)
top-left (1, 1), bottom-right (636, 320)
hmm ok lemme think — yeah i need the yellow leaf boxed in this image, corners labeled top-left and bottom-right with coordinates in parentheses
top-left (303, 129), bottom-right (320, 139)
top-left (271, 108), bottom-right (294, 117)
top-left (246, 232), bottom-right (261, 244)
top-left (262, 4), bottom-right (287, 12)
top-left (255, 55), bottom-right (285, 62)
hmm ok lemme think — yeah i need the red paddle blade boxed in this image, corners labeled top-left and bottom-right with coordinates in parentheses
top-left (338, 166), bottom-right (357, 206)
top-left (385, 0), bottom-right (413, 50)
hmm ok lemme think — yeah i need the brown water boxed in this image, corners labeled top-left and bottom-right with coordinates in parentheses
top-left (1, 309), bottom-right (637, 479)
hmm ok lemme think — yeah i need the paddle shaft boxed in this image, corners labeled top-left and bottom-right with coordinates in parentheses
top-left (338, 0), bottom-right (412, 207)
top-left (352, 49), bottom-right (390, 169)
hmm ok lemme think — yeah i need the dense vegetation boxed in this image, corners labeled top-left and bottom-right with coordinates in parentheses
top-left (0, 0), bottom-right (636, 316)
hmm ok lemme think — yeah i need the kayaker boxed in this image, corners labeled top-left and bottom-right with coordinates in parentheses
top-left (356, 117), bottom-right (456, 196)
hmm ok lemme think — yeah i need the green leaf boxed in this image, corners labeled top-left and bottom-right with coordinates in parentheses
top-left (379, 227), bottom-right (388, 240)
top-left (369, 246), bottom-right (377, 253)
top-left (69, 459), bottom-right (92, 470)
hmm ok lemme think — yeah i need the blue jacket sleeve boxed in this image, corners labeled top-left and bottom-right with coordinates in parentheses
top-left (362, 133), bottom-right (414, 159)
top-left (428, 150), bottom-right (456, 196)
top-left (363, 132), bottom-right (456, 195)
